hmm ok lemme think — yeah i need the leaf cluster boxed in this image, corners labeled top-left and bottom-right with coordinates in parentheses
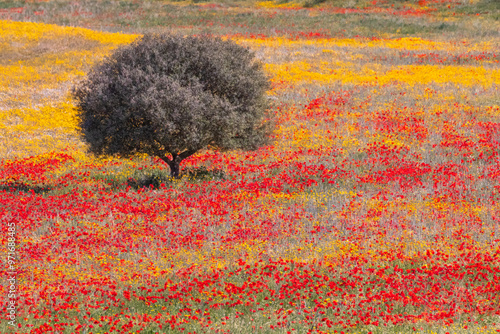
top-left (73, 33), bottom-right (272, 163)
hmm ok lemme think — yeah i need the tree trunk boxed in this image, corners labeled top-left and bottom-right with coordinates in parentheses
top-left (159, 154), bottom-right (182, 179)
top-left (166, 154), bottom-right (182, 179)
top-left (168, 159), bottom-right (181, 179)
top-left (159, 149), bottom-right (199, 179)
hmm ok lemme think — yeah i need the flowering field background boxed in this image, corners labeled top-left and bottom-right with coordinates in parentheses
top-left (1, 0), bottom-right (500, 333)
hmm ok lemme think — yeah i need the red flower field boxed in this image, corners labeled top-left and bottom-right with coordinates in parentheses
top-left (1, 0), bottom-right (499, 333)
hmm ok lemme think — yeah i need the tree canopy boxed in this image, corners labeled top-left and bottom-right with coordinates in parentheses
top-left (73, 33), bottom-right (272, 177)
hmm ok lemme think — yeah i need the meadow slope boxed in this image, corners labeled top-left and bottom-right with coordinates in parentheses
top-left (1, 0), bottom-right (500, 333)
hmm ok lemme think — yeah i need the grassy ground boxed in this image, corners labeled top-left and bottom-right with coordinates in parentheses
top-left (1, 0), bottom-right (500, 333)
top-left (0, 0), bottom-right (499, 38)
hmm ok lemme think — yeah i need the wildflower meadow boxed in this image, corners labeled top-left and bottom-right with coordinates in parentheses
top-left (1, 0), bottom-right (499, 333)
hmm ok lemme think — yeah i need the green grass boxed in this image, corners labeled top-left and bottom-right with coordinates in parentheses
top-left (3, 0), bottom-right (497, 39)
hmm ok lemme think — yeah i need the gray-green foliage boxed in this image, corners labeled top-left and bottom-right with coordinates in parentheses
top-left (73, 33), bottom-right (271, 177)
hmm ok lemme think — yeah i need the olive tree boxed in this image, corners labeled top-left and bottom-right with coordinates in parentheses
top-left (73, 33), bottom-right (271, 178)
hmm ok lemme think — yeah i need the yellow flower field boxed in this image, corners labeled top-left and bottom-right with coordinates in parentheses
top-left (1, 0), bottom-right (500, 332)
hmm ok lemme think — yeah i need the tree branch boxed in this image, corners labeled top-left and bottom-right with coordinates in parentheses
top-left (179, 148), bottom-right (200, 161)
top-left (159, 155), bottom-right (172, 165)
top-left (154, 147), bottom-right (172, 165)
